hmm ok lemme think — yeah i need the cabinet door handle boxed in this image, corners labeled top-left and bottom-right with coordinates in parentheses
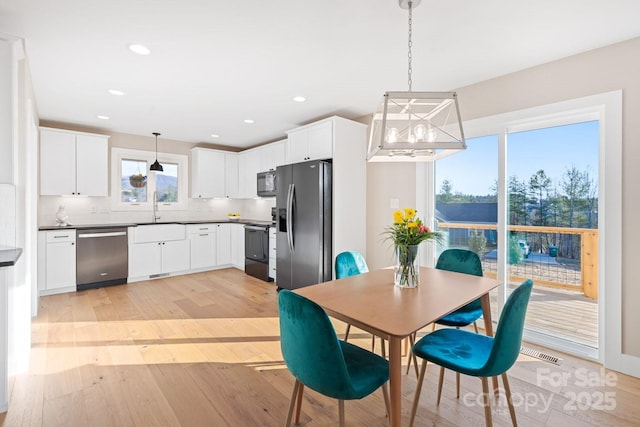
top-left (53, 235), bottom-right (69, 239)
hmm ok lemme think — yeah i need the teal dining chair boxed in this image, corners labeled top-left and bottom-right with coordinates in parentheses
top-left (335, 251), bottom-right (385, 354)
top-left (278, 290), bottom-right (390, 426)
top-left (409, 279), bottom-right (534, 427)
top-left (406, 249), bottom-right (485, 383)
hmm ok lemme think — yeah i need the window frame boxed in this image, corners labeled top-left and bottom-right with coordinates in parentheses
top-left (111, 147), bottom-right (188, 211)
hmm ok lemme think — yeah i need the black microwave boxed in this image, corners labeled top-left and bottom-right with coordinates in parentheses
top-left (257, 170), bottom-right (277, 197)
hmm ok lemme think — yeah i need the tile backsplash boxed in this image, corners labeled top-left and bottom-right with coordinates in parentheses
top-left (38, 195), bottom-right (275, 226)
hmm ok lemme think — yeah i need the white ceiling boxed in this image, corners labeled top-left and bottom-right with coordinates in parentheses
top-left (2, 0), bottom-right (640, 149)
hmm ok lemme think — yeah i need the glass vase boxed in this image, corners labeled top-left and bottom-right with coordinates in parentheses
top-left (394, 244), bottom-right (420, 288)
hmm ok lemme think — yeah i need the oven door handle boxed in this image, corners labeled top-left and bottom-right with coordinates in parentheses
top-left (287, 183), bottom-right (295, 254)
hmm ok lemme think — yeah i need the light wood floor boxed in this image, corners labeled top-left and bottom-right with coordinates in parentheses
top-left (2, 268), bottom-right (638, 426)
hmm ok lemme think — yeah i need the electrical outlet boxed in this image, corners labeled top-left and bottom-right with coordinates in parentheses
top-left (90, 205), bottom-right (97, 214)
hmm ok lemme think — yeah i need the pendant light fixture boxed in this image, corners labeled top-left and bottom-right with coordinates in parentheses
top-left (367, 0), bottom-right (467, 162)
top-left (150, 132), bottom-right (163, 172)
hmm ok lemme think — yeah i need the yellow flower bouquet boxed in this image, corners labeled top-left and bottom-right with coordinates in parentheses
top-left (385, 208), bottom-right (440, 287)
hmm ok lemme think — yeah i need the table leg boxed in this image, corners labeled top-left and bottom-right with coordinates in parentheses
top-left (481, 293), bottom-right (500, 395)
top-left (388, 336), bottom-right (402, 427)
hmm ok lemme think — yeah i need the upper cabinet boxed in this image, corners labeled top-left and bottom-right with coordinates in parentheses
top-left (260, 139), bottom-right (286, 172)
top-left (238, 148), bottom-right (260, 198)
top-left (191, 148), bottom-right (238, 198)
top-left (286, 120), bottom-right (332, 163)
top-left (40, 127), bottom-right (109, 196)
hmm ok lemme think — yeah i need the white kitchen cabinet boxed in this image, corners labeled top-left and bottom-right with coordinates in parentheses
top-left (260, 139), bottom-right (286, 172)
top-left (215, 224), bottom-right (232, 265)
top-left (128, 240), bottom-right (190, 278)
top-left (225, 153), bottom-right (239, 198)
top-left (40, 127), bottom-right (109, 196)
top-left (129, 242), bottom-right (162, 277)
top-left (230, 223), bottom-right (245, 270)
top-left (188, 224), bottom-right (217, 270)
top-left (238, 149), bottom-right (260, 198)
top-left (128, 224), bottom-right (189, 280)
top-left (38, 230), bottom-right (76, 295)
top-left (191, 148), bottom-right (226, 198)
top-left (286, 120), bottom-right (332, 163)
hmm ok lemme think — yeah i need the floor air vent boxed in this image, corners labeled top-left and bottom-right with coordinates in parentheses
top-left (520, 346), bottom-right (562, 365)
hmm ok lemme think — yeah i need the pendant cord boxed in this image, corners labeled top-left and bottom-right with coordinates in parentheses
top-left (407, 1), bottom-right (413, 92)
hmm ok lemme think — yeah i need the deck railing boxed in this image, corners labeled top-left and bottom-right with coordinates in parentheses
top-left (438, 222), bottom-right (598, 299)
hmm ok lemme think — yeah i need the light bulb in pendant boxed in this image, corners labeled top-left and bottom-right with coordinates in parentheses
top-left (386, 127), bottom-right (399, 143)
top-left (413, 124), bottom-right (426, 141)
top-left (426, 125), bottom-right (437, 142)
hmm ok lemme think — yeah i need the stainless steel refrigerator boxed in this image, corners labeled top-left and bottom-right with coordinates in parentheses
top-left (276, 160), bottom-right (332, 290)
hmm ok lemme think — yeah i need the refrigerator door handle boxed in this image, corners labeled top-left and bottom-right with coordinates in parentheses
top-left (287, 183), bottom-right (295, 253)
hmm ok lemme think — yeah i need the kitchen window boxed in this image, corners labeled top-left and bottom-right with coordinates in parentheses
top-left (111, 147), bottom-right (187, 211)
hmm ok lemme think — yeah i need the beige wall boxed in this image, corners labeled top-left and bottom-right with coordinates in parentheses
top-left (365, 162), bottom-right (417, 270)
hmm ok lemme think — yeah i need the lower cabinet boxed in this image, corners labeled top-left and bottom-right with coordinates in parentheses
top-left (129, 240), bottom-right (190, 278)
top-left (215, 224), bottom-right (231, 265)
top-left (38, 230), bottom-right (77, 295)
top-left (189, 225), bottom-right (217, 270)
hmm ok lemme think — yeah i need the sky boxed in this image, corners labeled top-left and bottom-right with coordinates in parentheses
top-left (435, 121), bottom-right (599, 196)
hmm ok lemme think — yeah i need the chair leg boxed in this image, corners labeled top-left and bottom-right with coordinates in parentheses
top-left (285, 380), bottom-right (301, 427)
top-left (431, 323), bottom-right (436, 331)
top-left (345, 323), bottom-right (351, 341)
top-left (473, 321), bottom-right (479, 333)
top-left (381, 383), bottom-right (391, 422)
top-left (338, 400), bottom-right (345, 427)
top-left (481, 377), bottom-right (493, 427)
top-left (437, 366), bottom-right (445, 405)
top-left (456, 372), bottom-right (461, 399)
top-left (502, 373), bottom-right (518, 426)
top-left (294, 383), bottom-right (304, 424)
top-left (404, 333), bottom-right (420, 378)
top-left (371, 334), bottom-right (376, 352)
top-left (380, 337), bottom-right (386, 358)
top-left (409, 359), bottom-right (428, 427)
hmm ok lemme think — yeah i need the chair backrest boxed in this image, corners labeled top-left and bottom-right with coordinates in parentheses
top-left (278, 290), bottom-right (355, 398)
top-left (436, 249), bottom-right (483, 276)
top-left (480, 279), bottom-right (534, 377)
top-left (335, 251), bottom-right (369, 279)
top-left (436, 249), bottom-right (484, 311)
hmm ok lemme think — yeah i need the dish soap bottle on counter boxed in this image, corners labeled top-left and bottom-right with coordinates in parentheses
top-left (55, 204), bottom-right (70, 226)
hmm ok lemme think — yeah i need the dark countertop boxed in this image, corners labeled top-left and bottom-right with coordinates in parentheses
top-left (39, 219), bottom-right (274, 231)
top-left (0, 247), bottom-right (23, 267)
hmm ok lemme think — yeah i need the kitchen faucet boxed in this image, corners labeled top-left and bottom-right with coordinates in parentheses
top-left (153, 191), bottom-right (161, 223)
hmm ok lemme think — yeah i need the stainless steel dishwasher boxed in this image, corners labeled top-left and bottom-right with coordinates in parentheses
top-left (76, 227), bottom-right (128, 290)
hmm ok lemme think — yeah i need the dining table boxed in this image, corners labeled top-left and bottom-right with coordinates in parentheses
top-left (294, 266), bottom-right (501, 427)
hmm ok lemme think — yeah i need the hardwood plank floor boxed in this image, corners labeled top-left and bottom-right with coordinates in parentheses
top-left (1, 268), bottom-right (638, 426)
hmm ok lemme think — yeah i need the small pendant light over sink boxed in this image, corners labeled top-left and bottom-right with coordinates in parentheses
top-left (150, 132), bottom-right (163, 172)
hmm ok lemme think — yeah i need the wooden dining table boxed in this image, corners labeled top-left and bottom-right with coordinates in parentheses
top-left (294, 266), bottom-right (501, 427)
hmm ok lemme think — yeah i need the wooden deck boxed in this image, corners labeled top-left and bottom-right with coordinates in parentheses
top-left (2, 268), bottom-right (635, 427)
top-left (512, 283), bottom-right (598, 348)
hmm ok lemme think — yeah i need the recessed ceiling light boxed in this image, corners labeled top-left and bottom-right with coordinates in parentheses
top-left (97, 115), bottom-right (110, 120)
top-left (293, 96), bottom-right (306, 102)
top-left (244, 119), bottom-right (254, 124)
top-left (210, 134), bottom-right (220, 138)
top-left (129, 44), bottom-right (151, 55)
top-left (108, 89), bottom-right (125, 96)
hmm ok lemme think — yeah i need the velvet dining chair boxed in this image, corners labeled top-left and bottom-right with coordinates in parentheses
top-left (278, 290), bottom-right (390, 426)
top-left (409, 279), bottom-right (534, 427)
top-left (406, 249), bottom-right (485, 383)
top-left (335, 251), bottom-right (385, 354)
